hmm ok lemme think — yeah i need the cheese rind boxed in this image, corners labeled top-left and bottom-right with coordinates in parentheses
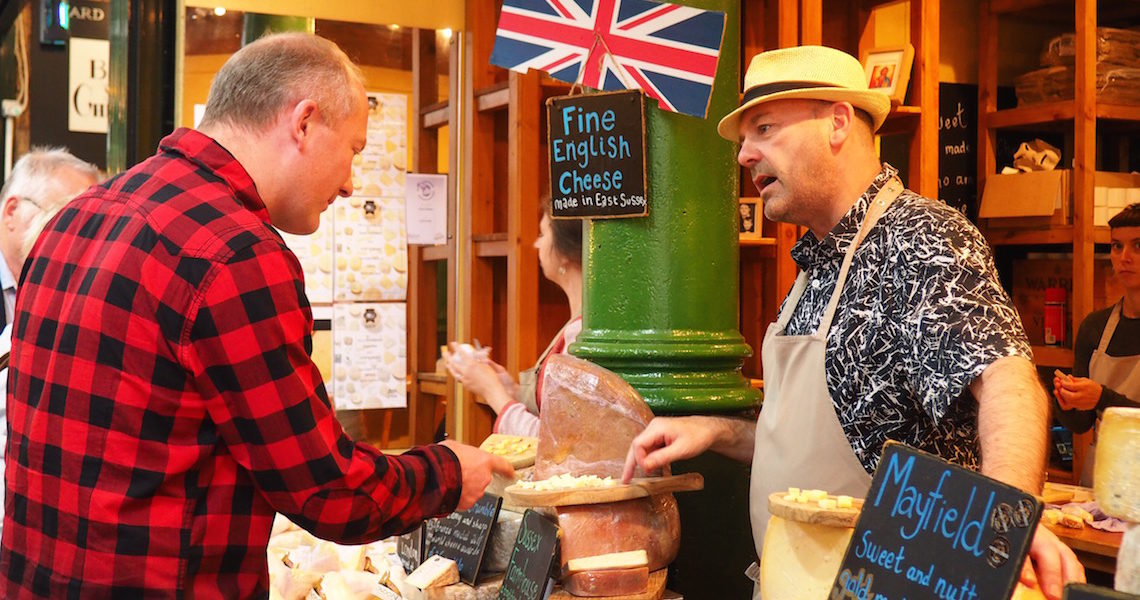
top-left (1094, 407), bottom-right (1140, 522)
top-left (405, 555), bottom-right (459, 590)
top-left (565, 550), bottom-right (648, 573)
top-left (562, 567), bottom-right (650, 597)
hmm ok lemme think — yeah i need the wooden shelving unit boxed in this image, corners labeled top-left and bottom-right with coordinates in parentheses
top-left (977, 0), bottom-right (1140, 483)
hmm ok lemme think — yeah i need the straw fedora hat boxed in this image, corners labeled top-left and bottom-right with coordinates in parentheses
top-left (717, 45), bottom-right (891, 140)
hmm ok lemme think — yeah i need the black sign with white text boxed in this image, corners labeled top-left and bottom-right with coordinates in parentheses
top-left (831, 443), bottom-right (1041, 600)
top-left (547, 90), bottom-right (648, 219)
top-left (498, 509), bottom-right (560, 600)
top-left (426, 493), bottom-right (502, 585)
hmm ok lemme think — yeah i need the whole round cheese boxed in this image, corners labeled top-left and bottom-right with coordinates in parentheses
top-left (1093, 407), bottom-right (1140, 522)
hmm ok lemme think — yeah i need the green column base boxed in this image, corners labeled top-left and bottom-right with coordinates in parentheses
top-left (571, 330), bottom-right (761, 413)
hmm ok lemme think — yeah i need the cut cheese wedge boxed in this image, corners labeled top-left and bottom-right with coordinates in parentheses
top-left (565, 549), bottom-right (648, 573)
top-left (404, 555), bottom-right (458, 590)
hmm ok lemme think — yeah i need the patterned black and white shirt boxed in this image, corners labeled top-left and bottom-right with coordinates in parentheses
top-left (781, 164), bottom-right (1032, 474)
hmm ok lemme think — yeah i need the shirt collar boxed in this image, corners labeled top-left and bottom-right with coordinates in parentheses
top-left (158, 128), bottom-right (271, 224)
top-left (790, 163), bottom-right (899, 269)
top-left (0, 255), bottom-right (15, 292)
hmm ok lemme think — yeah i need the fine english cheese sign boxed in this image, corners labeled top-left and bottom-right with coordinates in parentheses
top-left (547, 90), bottom-right (647, 219)
top-left (831, 443), bottom-right (1041, 600)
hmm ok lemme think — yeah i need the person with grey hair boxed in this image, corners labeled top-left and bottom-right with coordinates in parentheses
top-left (1, 33), bottom-right (512, 598)
top-left (0, 147), bottom-right (98, 544)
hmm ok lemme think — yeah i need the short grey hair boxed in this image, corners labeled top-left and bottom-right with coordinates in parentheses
top-left (198, 32), bottom-right (366, 132)
top-left (0, 147), bottom-right (101, 260)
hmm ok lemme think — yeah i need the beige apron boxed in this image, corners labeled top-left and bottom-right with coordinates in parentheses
top-left (748, 178), bottom-right (903, 597)
top-left (1079, 302), bottom-right (1140, 486)
top-left (517, 317), bottom-right (580, 414)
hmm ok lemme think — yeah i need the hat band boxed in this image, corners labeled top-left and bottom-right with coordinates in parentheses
top-left (741, 81), bottom-right (839, 105)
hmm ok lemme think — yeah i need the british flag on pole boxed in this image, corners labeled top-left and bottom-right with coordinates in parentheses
top-left (489, 0), bottom-right (726, 119)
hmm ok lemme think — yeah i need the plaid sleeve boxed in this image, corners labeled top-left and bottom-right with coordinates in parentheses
top-left (183, 240), bottom-right (461, 543)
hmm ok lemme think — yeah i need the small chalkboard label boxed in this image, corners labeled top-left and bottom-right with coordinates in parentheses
top-left (397, 525), bottom-right (425, 576)
top-left (831, 443), bottom-right (1041, 600)
top-left (938, 83), bottom-right (979, 222)
top-left (1064, 583), bottom-right (1140, 599)
top-left (547, 89), bottom-right (648, 219)
top-left (426, 493), bottom-right (503, 585)
top-left (498, 509), bottom-right (560, 600)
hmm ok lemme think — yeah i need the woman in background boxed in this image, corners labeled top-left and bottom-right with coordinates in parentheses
top-left (1054, 204), bottom-right (1140, 484)
top-left (445, 198), bottom-right (583, 436)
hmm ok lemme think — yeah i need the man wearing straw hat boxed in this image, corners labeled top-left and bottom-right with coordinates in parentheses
top-left (625, 46), bottom-right (1084, 598)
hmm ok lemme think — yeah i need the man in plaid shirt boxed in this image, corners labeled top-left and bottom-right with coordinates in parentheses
top-left (0, 33), bottom-right (512, 598)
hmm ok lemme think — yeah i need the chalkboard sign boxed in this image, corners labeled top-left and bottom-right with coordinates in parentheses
top-left (1064, 583), bottom-right (1140, 599)
top-left (498, 509), bottom-right (560, 600)
top-left (426, 493), bottom-right (503, 585)
top-left (397, 525), bottom-right (425, 576)
top-left (831, 443), bottom-right (1041, 600)
top-left (938, 83), bottom-right (978, 222)
top-left (547, 90), bottom-right (648, 219)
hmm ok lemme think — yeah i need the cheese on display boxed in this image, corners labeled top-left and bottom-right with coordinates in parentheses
top-left (405, 555), bottom-right (459, 590)
top-left (760, 516), bottom-right (854, 600)
top-left (565, 549), bottom-right (649, 573)
top-left (1094, 407), bottom-right (1140, 522)
top-left (516, 473), bottom-right (619, 491)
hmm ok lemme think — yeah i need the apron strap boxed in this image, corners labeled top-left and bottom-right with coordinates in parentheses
top-left (817, 177), bottom-right (904, 336)
top-left (774, 272), bottom-right (811, 331)
top-left (1096, 301), bottom-right (1123, 354)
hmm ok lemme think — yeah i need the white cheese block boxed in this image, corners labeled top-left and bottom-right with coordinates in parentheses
top-left (1118, 525), bottom-right (1140, 594)
top-left (565, 549), bottom-right (648, 573)
top-left (318, 570), bottom-right (391, 600)
top-left (1094, 407), bottom-right (1140, 522)
top-left (760, 515), bottom-right (854, 600)
top-left (405, 555), bottom-right (459, 590)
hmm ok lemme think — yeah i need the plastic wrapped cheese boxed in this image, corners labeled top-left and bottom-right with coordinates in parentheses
top-left (562, 567), bottom-right (650, 596)
top-left (1119, 524), bottom-right (1140, 593)
top-left (1094, 407), bottom-right (1140, 522)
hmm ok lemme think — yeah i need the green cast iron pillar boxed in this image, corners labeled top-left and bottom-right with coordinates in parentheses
top-left (571, 0), bottom-right (758, 415)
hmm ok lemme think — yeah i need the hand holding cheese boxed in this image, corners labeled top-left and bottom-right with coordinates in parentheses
top-left (1051, 370), bottom-right (1102, 411)
top-left (443, 342), bottom-right (516, 413)
top-left (440, 441), bottom-right (515, 511)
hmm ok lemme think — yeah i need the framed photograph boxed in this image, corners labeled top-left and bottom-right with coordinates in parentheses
top-left (862, 44), bottom-right (914, 105)
top-left (738, 198), bottom-right (763, 241)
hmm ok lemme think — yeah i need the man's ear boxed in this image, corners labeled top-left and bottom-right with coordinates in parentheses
top-left (288, 99), bottom-right (321, 146)
top-left (827, 101), bottom-right (857, 148)
top-left (1, 196), bottom-right (21, 228)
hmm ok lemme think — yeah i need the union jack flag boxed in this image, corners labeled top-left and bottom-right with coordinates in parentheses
top-left (489, 0), bottom-right (726, 118)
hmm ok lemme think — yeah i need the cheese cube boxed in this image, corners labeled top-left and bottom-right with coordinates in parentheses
top-left (837, 495), bottom-right (854, 509)
top-left (818, 499), bottom-right (838, 510)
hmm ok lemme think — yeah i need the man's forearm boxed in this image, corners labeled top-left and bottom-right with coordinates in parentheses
top-left (707, 416), bottom-right (758, 463)
top-left (972, 356), bottom-right (1049, 493)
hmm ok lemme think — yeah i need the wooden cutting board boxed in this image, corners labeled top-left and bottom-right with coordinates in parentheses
top-left (478, 434), bottom-right (538, 469)
top-left (548, 569), bottom-right (666, 600)
top-left (767, 492), bottom-right (863, 528)
top-left (504, 473), bottom-right (704, 507)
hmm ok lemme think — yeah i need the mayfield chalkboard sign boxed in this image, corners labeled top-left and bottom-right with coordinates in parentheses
top-left (426, 493), bottom-right (503, 585)
top-left (498, 509), bottom-right (560, 600)
top-left (831, 443), bottom-right (1041, 600)
top-left (547, 90), bottom-right (648, 219)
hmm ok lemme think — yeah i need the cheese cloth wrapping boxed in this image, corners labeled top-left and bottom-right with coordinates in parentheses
top-left (534, 354), bottom-right (681, 596)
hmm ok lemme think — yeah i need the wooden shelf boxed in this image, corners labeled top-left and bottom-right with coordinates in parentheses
top-left (987, 102), bottom-right (1140, 130)
top-left (982, 226), bottom-right (1111, 246)
top-left (421, 245), bottom-right (450, 262)
top-left (473, 232), bottom-right (509, 258)
top-left (739, 237), bottom-right (776, 247)
top-left (1032, 345), bottom-right (1075, 369)
top-left (476, 82), bottom-right (510, 112)
top-left (422, 102), bottom-right (449, 129)
top-left (418, 372), bottom-right (449, 397)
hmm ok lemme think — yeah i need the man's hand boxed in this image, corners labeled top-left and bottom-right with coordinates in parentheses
top-left (622, 416), bottom-right (754, 483)
top-left (441, 441), bottom-right (515, 511)
top-left (1052, 372), bottom-right (1102, 411)
top-left (1019, 524), bottom-right (1085, 600)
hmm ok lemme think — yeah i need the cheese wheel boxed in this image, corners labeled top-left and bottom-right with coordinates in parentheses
top-left (760, 515), bottom-right (854, 600)
top-left (1093, 407), bottom-right (1140, 521)
top-left (562, 567), bottom-right (649, 597)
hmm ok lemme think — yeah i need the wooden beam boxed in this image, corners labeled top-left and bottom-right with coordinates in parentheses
top-left (977, 0), bottom-right (999, 200)
top-left (909, 0), bottom-right (939, 198)
top-left (800, 0), bottom-right (821, 45)
top-left (507, 71), bottom-right (543, 379)
top-left (476, 82), bottom-right (511, 112)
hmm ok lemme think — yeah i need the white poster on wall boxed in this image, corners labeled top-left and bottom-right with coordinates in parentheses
top-left (405, 174), bottom-right (448, 245)
top-left (332, 303), bottom-right (407, 410)
top-left (68, 37), bottom-right (109, 134)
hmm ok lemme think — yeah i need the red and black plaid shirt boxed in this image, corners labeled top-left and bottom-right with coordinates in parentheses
top-left (1, 129), bottom-right (462, 598)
